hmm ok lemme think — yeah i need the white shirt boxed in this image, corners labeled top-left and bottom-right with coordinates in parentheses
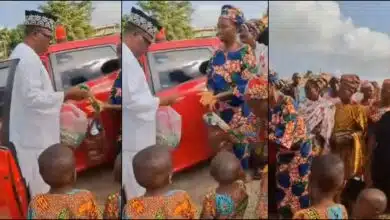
top-left (10, 43), bottom-right (64, 150)
top-left (122, 43), bottom-right (159, 152)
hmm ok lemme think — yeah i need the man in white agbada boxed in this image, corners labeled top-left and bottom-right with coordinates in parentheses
top-left (122, 7), bottom-right (182, 199)
top-left (9, 10), bottom-right (90, 197)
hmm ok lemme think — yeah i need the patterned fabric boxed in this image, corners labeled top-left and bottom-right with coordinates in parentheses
top-left (27, 189), bottom-right (102, 219)
top-left (299, 97), bottom-right (336, 150)
top-left (220, 5), bottom-right (245, 27)
top-left (128, 7), bottom-right (162, 42)
top-left (123, 190), bottom-right (196, 219)
top-left (103, 192), bottom-right (120, 219)
top-left (200, 180), bottom-right (248, 219)
top-left (269, 95), bottom-right (312, 218)
top-left (25, 10), bottom-right (56, 31)
top-left (206, 44), bottom-right (258, 145)
top-left (245, 75), bottom-right (268, 100)
top-left (369, 106), bottom-right (390, 123)
top-left (333, 103), bottom-right (368, 180)
top-left (110, 71), bottom-right (122, 143)
top-left (292, 204), bottom-right (348, 219)
top-left (340, 74), bottom-right (360, 93)
top-left (257, 165), bottom-right (268, 219)
top-left (110, 71), bottom-right (122, 105)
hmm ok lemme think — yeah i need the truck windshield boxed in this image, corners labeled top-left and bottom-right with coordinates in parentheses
top-left (52, 45), bottom-right (116, 90)
top-left (148, 47), bottom-right (212, 91)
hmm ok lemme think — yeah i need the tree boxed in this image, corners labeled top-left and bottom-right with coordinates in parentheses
top-left (137, 1), bottom-right (194, 40)
top-left (122, 14), bottom-right (130, 32)
top-left (39, 1), bottom-right (95, 41)
top-left (0, 25), bottom-right (25, 57)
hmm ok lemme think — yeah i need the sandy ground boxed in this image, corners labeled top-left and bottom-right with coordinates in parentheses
top-left (75, 161), bottom-right (260, 218)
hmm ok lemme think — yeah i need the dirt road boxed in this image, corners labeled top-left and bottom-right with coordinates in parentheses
top-left (76, 161), bottom-right (260, 218)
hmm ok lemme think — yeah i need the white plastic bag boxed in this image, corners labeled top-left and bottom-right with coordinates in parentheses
top-left (156, 106), bottom-right (182, 148)
top-left (60, 103), bottom-right (88, 148)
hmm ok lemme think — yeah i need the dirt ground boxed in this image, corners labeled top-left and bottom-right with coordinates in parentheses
top-left (75, 161), bottom-right (260, 218)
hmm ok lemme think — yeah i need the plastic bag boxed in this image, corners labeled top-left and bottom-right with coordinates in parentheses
top-left (156, 106), bottom-right (182, 148)
top-left (60, 103), bottom-right (88, 148)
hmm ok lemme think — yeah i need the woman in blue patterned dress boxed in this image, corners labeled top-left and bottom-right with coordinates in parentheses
top-left (200, 5), bottom-right (258, 180)
top-left (269, 71), bottom-right (313, 219)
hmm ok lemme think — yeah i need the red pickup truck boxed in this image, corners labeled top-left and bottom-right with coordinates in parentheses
top-left (0, 36), bottom-right (220, 218)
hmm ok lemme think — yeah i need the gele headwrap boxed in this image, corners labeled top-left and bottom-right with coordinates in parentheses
top-left (245, 76), bottom-right (268, 100)
top-left (220, 5), bottom-right (245, 27)
top-left (340, 74), bottom-right (360, 93)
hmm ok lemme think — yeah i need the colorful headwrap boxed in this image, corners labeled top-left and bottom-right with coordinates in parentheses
top-left (220, 5), bottom-right (245, 27)
top-left (340, 74), bottom-right (360, 93)
top-left (245, 76), bottom-right (268, 100)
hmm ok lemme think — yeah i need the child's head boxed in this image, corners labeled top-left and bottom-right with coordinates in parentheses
top-left (38, 144), bottom-right (76, 188)
top-left (309, 154), bottom-right (345, 200)
top-left (210, 150), bottom-right (242, 185)
top-left (353, 188), bottom-right (387, 219)
top-left (132, 145), bottom-right (172, 190)
top-left (114, 153), bottom-right (121, 183)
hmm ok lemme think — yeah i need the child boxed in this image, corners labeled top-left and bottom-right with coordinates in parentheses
top-left (123, 145), bottom-right (196, 219)
top-left (352, 188), bottom-right (387, 219)
top-left (293, 154), bottom-right (348, 219)
top-left (28, 144), bottom-right (102, 219)
top-left (103, 153), bottom-right (121, 219)
top-left (200, 150), bottom-right (249, 219)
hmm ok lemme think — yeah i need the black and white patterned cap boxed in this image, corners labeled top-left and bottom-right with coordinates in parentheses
top-left (25, 10), bottom-right (57, 31)
top-left (128, 7), bottom-right (162, 42)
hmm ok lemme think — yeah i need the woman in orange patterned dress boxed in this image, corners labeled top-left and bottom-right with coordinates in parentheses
top-left (123, 145), bottom-right (196, 219)
top-left (103, 153), bottom-right (121, 219)
top-left (28, 144), bottom-right (102, 219)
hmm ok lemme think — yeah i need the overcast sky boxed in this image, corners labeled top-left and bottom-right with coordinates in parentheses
top-left (0, 1), bottom-right (266, 29)
top-left (123, 1), bottom-right (267, 28)
top-left (270, 1), bottom-right (390, 83)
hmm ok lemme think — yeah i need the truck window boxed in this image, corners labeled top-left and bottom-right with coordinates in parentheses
top-left (147, 47), bottom-right (212, 92)
top-left (0, 66), bottom-right (10, 116)
top-left (51, 45), bottom-right (116, 90)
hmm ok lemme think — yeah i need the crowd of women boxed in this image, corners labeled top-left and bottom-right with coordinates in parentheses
top-left (266, 68), bottom-right (390, 218)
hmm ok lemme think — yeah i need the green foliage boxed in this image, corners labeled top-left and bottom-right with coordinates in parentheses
top-left (0, 25), bottom-right (25, 57)
top-left (137, 1), bottom-right (194, 40)
top-left (38, 1), bottom-right (95, 41)
top-left (122, 14), bottom-right (130, 32)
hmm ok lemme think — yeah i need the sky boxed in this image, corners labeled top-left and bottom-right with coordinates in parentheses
top-left (0, 1), bottom-right (122, 28)
top-left (0, 1), bottom-right (266, 29)
top-left (269, 1), bottom-right (390, 83)
top-left (122, 1), bottom-right (267, 28)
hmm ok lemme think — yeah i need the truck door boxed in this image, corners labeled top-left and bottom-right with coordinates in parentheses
top-left (146, 47), bottom-right (215, 171)
top-left (0, 59), bottom-right (29, 219)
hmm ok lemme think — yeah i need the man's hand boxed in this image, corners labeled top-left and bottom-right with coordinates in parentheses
top-left (64, 87), bottom-right (92, 101)
top-left (159, 93), bottom-right (184, 106)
